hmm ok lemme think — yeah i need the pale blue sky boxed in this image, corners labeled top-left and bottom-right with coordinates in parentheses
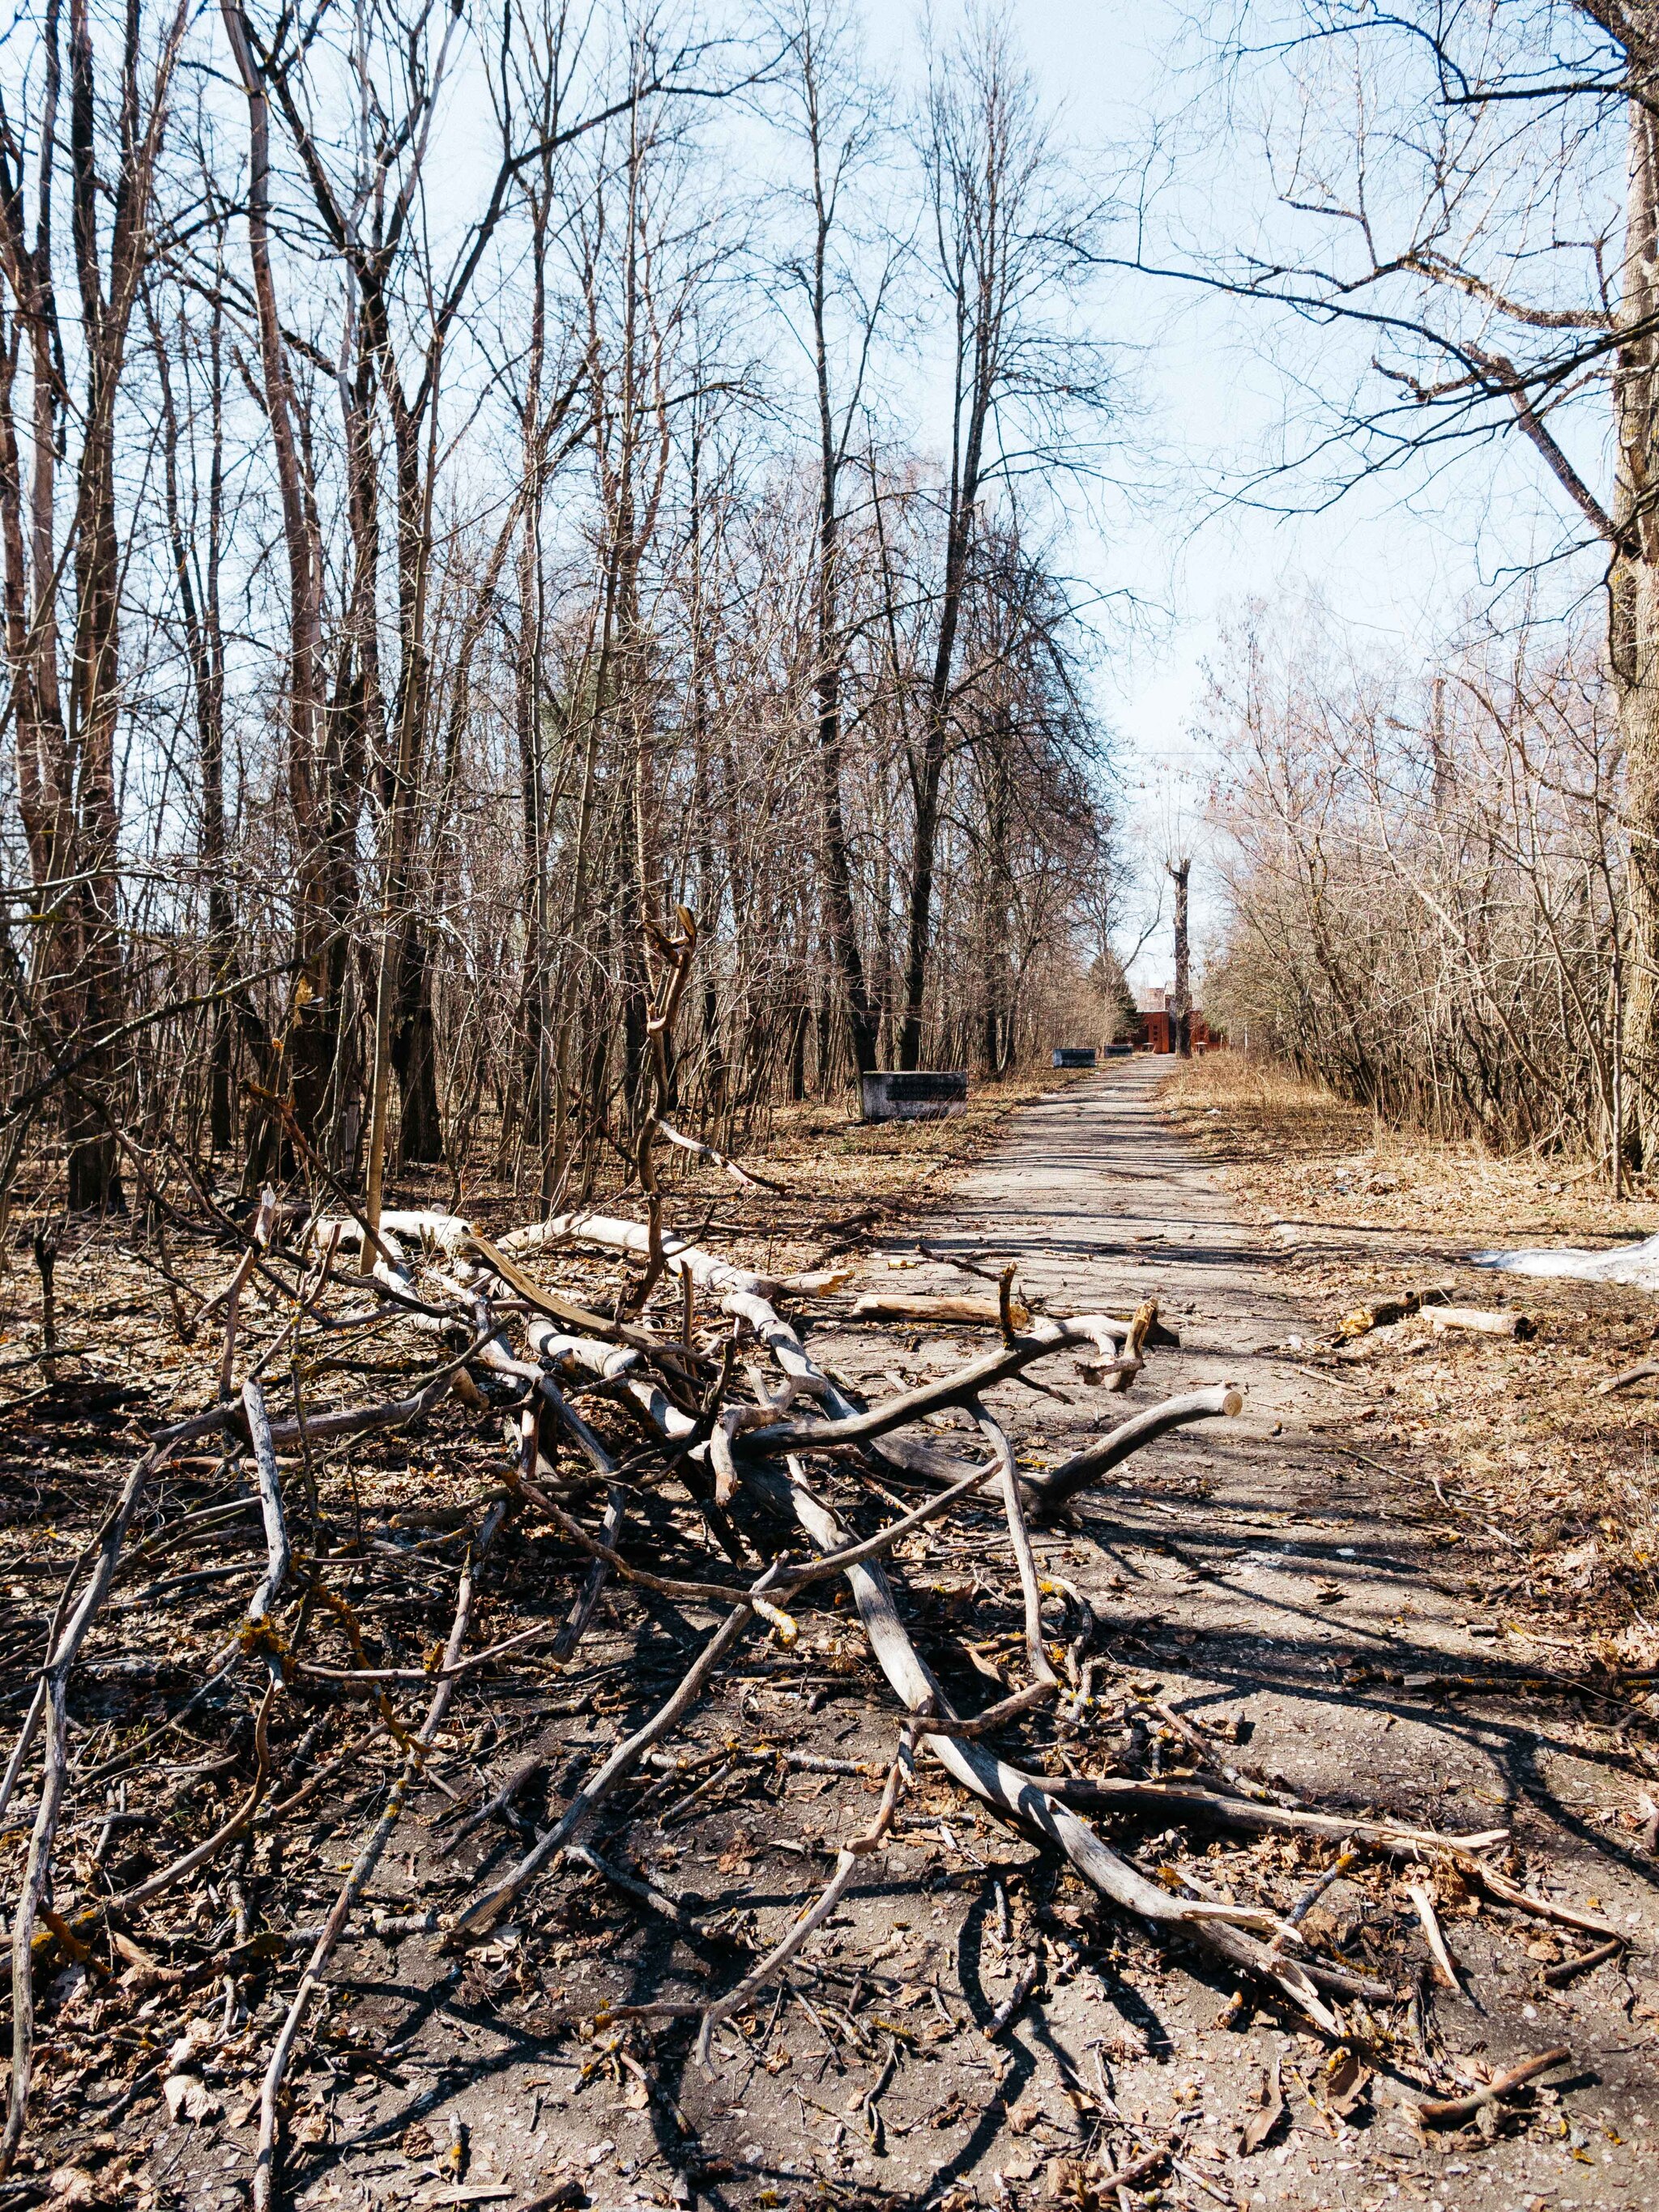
top-left (869, 0), bottom-right (1610, 986)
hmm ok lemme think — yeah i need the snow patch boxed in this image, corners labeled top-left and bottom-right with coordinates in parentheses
top-left (1469, 1231), bottom-right (1659, 1290)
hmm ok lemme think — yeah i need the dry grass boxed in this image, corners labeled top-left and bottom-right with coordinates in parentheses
top-left (1161, 1052), bottom-right (1659, 1654)
top-left (1162, 1051), bottom-right (1659, 1245)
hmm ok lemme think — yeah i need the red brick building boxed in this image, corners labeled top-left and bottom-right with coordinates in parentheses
top-left (1133, 987), bottom-right (1222, 1054)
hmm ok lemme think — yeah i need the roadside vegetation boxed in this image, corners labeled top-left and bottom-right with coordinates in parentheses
top-left (1163, 1051), bottom-right (1659, 1656)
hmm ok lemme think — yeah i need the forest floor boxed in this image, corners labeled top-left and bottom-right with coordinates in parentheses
top-left (1158, 1053), bottom-right (1659, 1646)
top-left (4, 1055), bottom-right (1658, 2212)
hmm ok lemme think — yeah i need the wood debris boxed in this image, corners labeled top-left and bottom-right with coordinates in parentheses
top-left (0, 959), bottom-right (1632, 2203)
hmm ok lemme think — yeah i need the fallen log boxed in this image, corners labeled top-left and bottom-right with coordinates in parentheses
top-left (498, 1211), bottom-right (791, 1301)
top-left (851, 1291), bottom-right (1033, 1328)
top-left (748, 1460), bottom-right (1380, 2029)
top-left (1414, 2046), bottom-right (1570, 2129)
top-left (1027, 1773), bottom-right (1508, 1856)
top-left (1597, 1360), bottom-right (1659, 1396)
top-left (740, 1317), bottom-right (1128, 1456)
top-left (151, 1362), bottom-right (462, 1453)
top-left (1337, 1294), bottom-right (1420, 1340)
top-left (305, 1208), bottom-right (683, 1352)
top-left (1430, 1304), bottom-right (1534, 1341)
top-left (1023, 1385), bottom-right (1245, 1507)
top-left (1448, 1852), bottom-right (1625, 1941)
top-left (1541, 1936), bottom-right (1624, 1986)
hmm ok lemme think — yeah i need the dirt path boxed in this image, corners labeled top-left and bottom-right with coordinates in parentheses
top-left (255, 1062), bottom-right (1656, 2212)
top-left (770, 1060), bottom-right (1657, 2210)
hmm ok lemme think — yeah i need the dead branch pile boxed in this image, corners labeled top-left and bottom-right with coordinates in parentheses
top-left (0, 944), bottom-right (1617, 2205)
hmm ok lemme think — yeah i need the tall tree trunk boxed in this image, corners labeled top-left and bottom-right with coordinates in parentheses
top-left (517, 233), bottom-right (553, 1206)
top-left (1615, 81), bottom-right (1659, 1164)
top-left (898, 541), bottom-right (971, 1071)
top-left (390, 921), bottom-right (443, 1162)
top-left (686, 427), bottom-right (729, 1120)
top-left (816, 513), bottom-right (878, 1075)
top-left (318, 343), bottom-right (382, 1174)
top-left (811, 275), bottom-right (877, 1072)
top-left (49, 0), bottom-right (190, 1207)
top-left (221, 1), bottom-right (331, 1152)
top-left (1169, 857), bottom-right (1192, 1059)
top-left (151, 287), bottom-right (232, 1151)
top-left (980, 705), bottom-right (1013, 1076)
top-left (897, 276), bottom-right (994, 1068)
top-left (56, 0), bottom-right (125, 1210)
top-left (366, 377), bottom-right (443, 1190)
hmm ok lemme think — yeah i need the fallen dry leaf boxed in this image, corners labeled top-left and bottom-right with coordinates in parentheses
top-left (1240, 2055), bottom-right (1286, 2154)
top-left (161, 2075), bottom-right (221, 2125)
top-left (1324, 2048), bottom-right (1371, 2120)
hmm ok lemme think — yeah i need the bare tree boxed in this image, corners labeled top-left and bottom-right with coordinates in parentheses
top-left (897, 10), bottom-right (1112, 1068)
top-left (0, 0), bottom-right (191, 1208)
top-left (775, 0), bottom-right (898, 1074)
top-left (220, 1), bottom-right (335, 1162)
top-left (146, 262), bottom-right (233, 1151)
top-left (1130, 2), bottom-right (1659, 1156)
top-left (0, 0), bottom-right (1126, 1225)
top-left (1207, 601), bottom-right (1625, 1165)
